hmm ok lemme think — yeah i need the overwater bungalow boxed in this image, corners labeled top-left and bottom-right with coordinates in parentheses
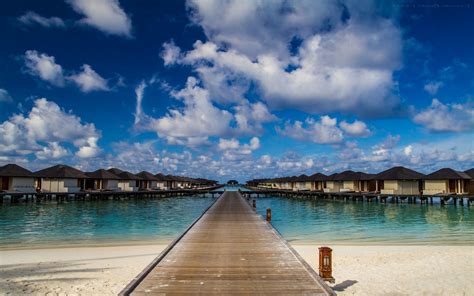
top-left (293, 174), bottom-right (312, 191)
top-left (325, 170), bottom-right (375, 192)
top-left (155, 173), bottom-right (171, 190)
top-left (324, 172), bottom-right (343, 193)
top-left (465, 168), bottom-right (474, 194)
top-left (373, 166), bottom-right (424, 195)
top-left (85, 169), bottom-right (120, 191)
top-left (423, 168), bottom-right (471, 195)
top-left (34, 164), bottom-right (87, 193)
top-left (308, 173), bottom-right (328, 191)
top-left (107, 168), bottom-right (142, 192)
top-left (136, 171), bottom-right (160, 190)
top-left (0, 164), bottom-right (36, 192)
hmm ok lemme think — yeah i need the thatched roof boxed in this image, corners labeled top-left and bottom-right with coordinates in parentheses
top-left (107, 168), bottom-right (124, 175)
top-left (118, 171), bottom-right (142, 180)
top-left (374, 166), bottom-right (424, 180)
top-left (330, 170), bottom-right (374, 181)
top-left (424, 168), bottom-right (471, 180)
top-left (136, 171), bottom-right (159, 181)
top-left (86, 169), bottom-right (120, 180)
top-left (0, 164), bottom-right (34, 177)
top-left (308, 173), bottom-right (328, 181)
top-left (35, 164), bottom-right (88, 179)
top-left (465, 168), bottom-right (474, 178)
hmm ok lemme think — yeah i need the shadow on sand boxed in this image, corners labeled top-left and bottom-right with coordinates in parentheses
top-left (332, 279), bottom-right (358, 291)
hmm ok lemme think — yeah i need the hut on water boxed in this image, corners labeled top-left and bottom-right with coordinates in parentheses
top-left (85, 169), bottom-right (120, 191)
top-left (155, 173), bottom-right (171, 190)
top-left (423, 168), bottom-right (471, 195)
top-left (34, 164), bottom-right (87, 193)
top-left (373, 166), bottom-right (424, 195)
top-left (308, 173), bottom-right (328, 191)
top-left (464, 168), bottom-right (474, 194)
top-left (107, 168), bottom-right (142, 192)
top-left (0, 164), bottom-right (36, 192)
top-left (136, 171), bottom-right (160, 190)
top-left (326, 170), bottom-right (375, 192)
top-left (293, 174), bottom-right (312, 191)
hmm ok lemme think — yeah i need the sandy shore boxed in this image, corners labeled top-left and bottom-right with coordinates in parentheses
top-left (1, 244), bottom-right (473, 295)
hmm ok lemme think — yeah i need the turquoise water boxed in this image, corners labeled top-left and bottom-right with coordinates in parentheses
top-left (255, 196), bottom-right (474, 245)
top-left (0, 190), bottom-right (473, 249)
top-left (0, 195), bottom-right (215, 249)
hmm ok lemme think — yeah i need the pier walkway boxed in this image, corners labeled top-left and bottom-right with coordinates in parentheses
top-left (121, 191), bottom-right (334, 295)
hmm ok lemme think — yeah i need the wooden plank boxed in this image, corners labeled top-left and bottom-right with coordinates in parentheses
top-left (121, 191), bottom-right (334, 295)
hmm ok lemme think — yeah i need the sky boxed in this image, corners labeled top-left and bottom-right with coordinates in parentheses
top-left (0, 0), bottom-right (473, 182)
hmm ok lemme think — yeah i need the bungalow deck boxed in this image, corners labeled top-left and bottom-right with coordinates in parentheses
top-left (120, 191), bottom-right (334, 295)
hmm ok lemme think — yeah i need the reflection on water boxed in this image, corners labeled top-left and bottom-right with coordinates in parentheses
top-left (255, 196), bottom-right (474, 245)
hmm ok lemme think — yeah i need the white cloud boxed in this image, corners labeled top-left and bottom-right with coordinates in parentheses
top-left (23, 50), bottom-right (111, 92)
top-left (277, 116), bottom-right (370, 144)
top-left (0, 98), bottom-right (101, 159)
top-left (68, 0), bottom-right (132, 37)
top-left (68, 64), bottom-right (109, 92)
top-left (24, 50), bottom-right (65, 86)
top-left (173, 0), bottom-right (402, 115)
top-left (278, 116), bottom-right (344, 144)
top-left (404, 145), bottom-right (413, 156)
top-left (134, 81), bottom-right (146, 125)
top-left (150, 77), bottom-right (233, 145)
top-left (340, 120), bottom-right (371, 137)
top-left (413, 99), bottom-right (474, 132)
top-left (218, 137), bottom-right (260, 157)
top-left (424, 81), bottom-right (443, 95)
top-left (18, 11), bottom-right (65, 28)
top-left (233, 100), bottom-right (276, 135)
top-left (161, 41), bottom-right (182, 66)
top-left (0, 88), bottom-right (13, 103)
top-left (35, 142), bottom-right (69, 160)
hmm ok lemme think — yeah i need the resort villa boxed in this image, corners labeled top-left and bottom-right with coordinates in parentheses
top-left (324, 170), bottom-right (375, 193)
top-left (34, 165), bottom-right (88, 193)
top-left (85, 169), bottom-right (120, 191)
top-left (373, 166), bottom-right (424, 195)
top-left (423, 168), bottom-right (471, 195)
top-left (465, 168), bottom-right (474, 194)
top-left (136, 171), bottom-right (160, 190)
top-left (107, 168), bottom-right (142, 192)
top-left (309, 173), bottom-right (328, 191)
top-left (0, 164), bottom-right (36, 192)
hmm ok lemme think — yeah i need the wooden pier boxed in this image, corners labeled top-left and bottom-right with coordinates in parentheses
top-left (120, 191), bottom-right (334, 295)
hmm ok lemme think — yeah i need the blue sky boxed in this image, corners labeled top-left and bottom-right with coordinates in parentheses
top-left (0, 0), bottom-right (473, 182)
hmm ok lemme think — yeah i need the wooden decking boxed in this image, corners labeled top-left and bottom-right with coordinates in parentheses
top-left (121, 191), bottom-right (334, 295)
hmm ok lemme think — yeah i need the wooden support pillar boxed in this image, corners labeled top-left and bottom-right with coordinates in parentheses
top-left (440, 198), bottom-right (445, 206)
top-left (459, 197), bottom-right (464, 206)
top-left (252, 199), bottom-right (256, 209)
top-left (266, 208), bottom-right (272, 222)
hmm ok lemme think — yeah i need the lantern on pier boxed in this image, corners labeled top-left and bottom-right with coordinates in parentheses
top-left (318, 247), bottom-right (335, 283)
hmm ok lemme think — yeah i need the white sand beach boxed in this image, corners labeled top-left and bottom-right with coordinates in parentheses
top-left (1, 244), bottom-right (473, 295)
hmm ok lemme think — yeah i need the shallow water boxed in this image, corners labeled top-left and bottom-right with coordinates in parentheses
top-left (255, 196), bottom-right (474, 245)
top-left (0, 190), bottom-right (472, 249)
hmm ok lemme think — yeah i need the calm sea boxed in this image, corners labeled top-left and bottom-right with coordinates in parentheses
top-left (0, 187), bottom-right (472, 249)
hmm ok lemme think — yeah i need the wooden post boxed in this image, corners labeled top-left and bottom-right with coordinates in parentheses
top-left (252, 199), bottom-right (256, 209)
top-left (266, 208), bottom-right (272, 222)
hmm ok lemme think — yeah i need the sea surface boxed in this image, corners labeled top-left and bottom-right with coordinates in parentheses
top-left (0, 186), bottom-right (473, 249)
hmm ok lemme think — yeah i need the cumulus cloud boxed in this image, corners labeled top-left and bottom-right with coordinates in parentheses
top-left (150, 77), bottom-right (233, 146)
top-left (218, 137), bottom-right (260, 157)
top-left (68, 64), bottom-right (109, 92)
top-left (340, 120), bottom-right (371, 137)
top-left (277, 116), bottom-right (370, 144)
top-left (23, 50), bottom-right (111, 92)
top-left (233, 100), bottom-right (276, 135)
top-left (134, 81), bottom-right (146, 125)
top-left (170, 0), bottom-right (402, 115)
top-left (161, 41), bottom-right (182, 66)
top-left (18, 11), bottom-right (65, 28)
top-left (413, 99), bottom-right (474, 132)
top-left (24, 50), bottom-right (65, 86)
top-left (0, 88), bottom-right (13, 103)
top-left (0, 98), bottom-right (101, 159)
top-left (424, 81), bottom-right (443, 95)
top-left (67, 0), bottom-right (132, 37)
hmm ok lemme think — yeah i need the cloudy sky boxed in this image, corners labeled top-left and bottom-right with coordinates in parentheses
top-left (1, 0), bottom-right (473, 182)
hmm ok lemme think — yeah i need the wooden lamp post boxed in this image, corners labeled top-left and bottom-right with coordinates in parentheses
top-left (318, 247), bottom-right (335, 283)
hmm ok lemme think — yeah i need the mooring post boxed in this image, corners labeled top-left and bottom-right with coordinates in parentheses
top-left (252, 199), bottom-right (256, 209)
top-left (266, 208), bottom-right (271, 222)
